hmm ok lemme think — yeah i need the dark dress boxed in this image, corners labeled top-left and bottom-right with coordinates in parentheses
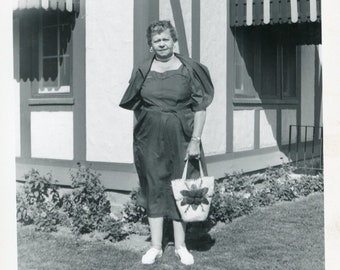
top-left (134, 64), bottom-right (209, 220)
top-left (119, 54), bottom-right (214, 221)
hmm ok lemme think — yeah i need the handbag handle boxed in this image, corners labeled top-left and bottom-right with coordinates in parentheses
top-left (181, 158), bottom-right (205, 180)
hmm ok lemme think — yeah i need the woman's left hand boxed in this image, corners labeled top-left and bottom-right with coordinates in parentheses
top-left (186, 140), bottom-right (200, 159)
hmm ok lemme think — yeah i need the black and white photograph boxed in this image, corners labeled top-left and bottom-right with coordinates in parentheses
top-left (1, 0), bottom-right (339, 269)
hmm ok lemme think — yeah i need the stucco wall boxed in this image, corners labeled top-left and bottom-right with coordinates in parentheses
top-left (86, 0), bottom-right (134, 163)
top-left (233, 110), bottom-right (255, 151)
top-left (200, 0), bottom-right (227, 155)
top-left (31, 111), bottom-right (74, 159)
top-left (260, 109), bottom-right (277, 148)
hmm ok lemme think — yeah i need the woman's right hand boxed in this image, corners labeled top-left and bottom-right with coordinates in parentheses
top-left (186, 139), bottom-right (200, 160)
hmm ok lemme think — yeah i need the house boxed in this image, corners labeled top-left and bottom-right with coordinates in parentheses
top-left (12, 0), bottom-right (322, 191)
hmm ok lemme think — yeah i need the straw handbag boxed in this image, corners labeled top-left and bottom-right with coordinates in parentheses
top-left (171, 159), bottom-right (214, 222)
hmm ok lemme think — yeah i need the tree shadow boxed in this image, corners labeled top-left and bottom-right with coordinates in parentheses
top-left (231, 22), bottom-right (322, 162)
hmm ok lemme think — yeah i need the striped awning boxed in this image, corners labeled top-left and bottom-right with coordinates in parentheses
top-left (230, 0), bottom-right (321, 27)
top-left (13, 0), bottom-right (79, 12)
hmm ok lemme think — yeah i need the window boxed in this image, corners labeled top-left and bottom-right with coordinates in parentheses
top-left (19, 9), bottom-right (75, 100)
top-left (39, 10), bottom-right (73, 94)
top-left (233, 26), bottom-right (297, 103)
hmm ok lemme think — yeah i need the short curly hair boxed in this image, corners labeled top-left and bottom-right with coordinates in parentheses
top-left (146, 20), bottom-right (178, 47)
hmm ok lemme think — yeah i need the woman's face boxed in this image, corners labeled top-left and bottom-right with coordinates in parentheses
top-left (150, 29), bottom-right (175, 60)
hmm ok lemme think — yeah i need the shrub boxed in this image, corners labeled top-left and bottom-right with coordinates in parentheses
top-left (259, 178), bottom-right (298, 203)
top-left (119, 189), bottom-right (150, 236)
top-left (16, 161), bottom-right (324, 241)
top-left (121, 189), bottom-right (148, 224)
top-left (209, 184), bottom-right (255, 224)
top-left (208, 163), bottom-right (323, 225)
top-left (16, 169), bottom-right (62, 232)
top-left (294, 173), bottom-right (324, 196)
top-left (255, 187), bottom-right (277, 207)
top-left (98, 216), bottom-right (129, 242)
top-left (62, 164), bottom-right (111, 234)
top-left (16, 192), bottom-right (34, 225)
top-left (117, 162), bottom-right (323, 229)
top-left (125, 221), bottom-right (150, 236)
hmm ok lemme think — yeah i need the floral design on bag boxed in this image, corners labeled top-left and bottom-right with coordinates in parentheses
top-left (180, 181), bottom-right (209, 211)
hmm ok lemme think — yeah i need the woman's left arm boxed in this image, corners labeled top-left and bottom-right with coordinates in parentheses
top-left (186, 110), bottom-right (206, 158)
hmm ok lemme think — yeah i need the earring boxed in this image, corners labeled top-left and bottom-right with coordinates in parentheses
top-left (149, 47), bottom-right (153, 53)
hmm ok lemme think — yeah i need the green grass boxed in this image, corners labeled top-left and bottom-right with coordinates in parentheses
top-left (18, 193), bottom-right (324, 270)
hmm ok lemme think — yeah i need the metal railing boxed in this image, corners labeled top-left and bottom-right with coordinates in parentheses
top-left (288, 125), bottom-right (323, 170)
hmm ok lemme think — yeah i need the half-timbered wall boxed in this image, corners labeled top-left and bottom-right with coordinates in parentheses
top-left (14, 0), bottom-right (322, 191)
top-left (159, 0), bottom-right (227, 156)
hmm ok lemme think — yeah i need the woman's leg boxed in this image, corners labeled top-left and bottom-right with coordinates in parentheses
top-left (173, 220), bottom-right (186, 249)
top-left (173, 220), bottom-right (194, 265)
top-left (149, 217), bottom-right (164, 249)
top-left (142, 217), bottom-right (164, 264)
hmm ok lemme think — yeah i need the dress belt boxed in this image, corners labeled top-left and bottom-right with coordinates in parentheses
top-left (141, 104), bottom-right (190, 113)
top-left (141, 105), bottom-right (194, 137)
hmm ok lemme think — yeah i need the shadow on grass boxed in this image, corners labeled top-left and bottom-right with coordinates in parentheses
top-left (161, 219), bottom-right (216, 251)
top-left (186, 221), bottom-right (216, 251)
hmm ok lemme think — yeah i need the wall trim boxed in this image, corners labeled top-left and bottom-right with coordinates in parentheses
top-left (16, 157), bottom-right (136, 172)
top-left (313, 45), bottom-right (322, 139)
top-left (233, 98), bottom-right (299, 105)
top-left (73, 0), bottom-right (86, 162)
top-left (28, 97), bottom-right (75, 105)
top-left (20, 82), bottom-right (31, 158)
top-left (226, 0), bottom-right (234, 153)
top-left (191, 0), bottom-right (200, 61)
top-left (170, 0), bottom-right (189, 56)
top-left (16, 161), bottom-right (139, 191)
top-left (276, 108), bottom-right (282, 146)
top-left (254, 109), bottom-right (260, 149)
top-left (297, 46), bottom-right (302, 128)
top-left (133, 0), bottom-right (159, 66)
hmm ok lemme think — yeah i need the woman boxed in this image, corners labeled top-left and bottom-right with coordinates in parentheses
top-left (119, 20), bottom-right (214, 265)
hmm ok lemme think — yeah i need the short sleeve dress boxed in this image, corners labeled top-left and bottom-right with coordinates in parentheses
top-left (133, 63), bottom-right (212, 221)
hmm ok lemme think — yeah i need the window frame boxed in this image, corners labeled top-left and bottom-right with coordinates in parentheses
top-left (29, 9), bottom-right (75, 104)
top-left (232, 26), bottom-right (298, 106)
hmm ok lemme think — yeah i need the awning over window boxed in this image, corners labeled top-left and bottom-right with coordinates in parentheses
top-left (13, 0), bottom-right (79, 12)
top-left (230, 0), bottom-right (321, 27)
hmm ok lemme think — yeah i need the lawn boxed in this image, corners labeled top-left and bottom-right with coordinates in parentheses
top-left (17, 193), bottom-right (324, 270)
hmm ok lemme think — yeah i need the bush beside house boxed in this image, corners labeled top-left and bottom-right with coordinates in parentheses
top-left (16, 161), bottom-right (323, 242)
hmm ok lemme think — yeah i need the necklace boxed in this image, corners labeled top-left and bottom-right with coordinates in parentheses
top-left (155, 53), bottom-right (175, 63)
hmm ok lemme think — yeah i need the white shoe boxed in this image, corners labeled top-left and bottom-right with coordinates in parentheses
top-left (175, 247), bottom-right (194, 265)
top-left (141, 247), bottom-right (163, 264)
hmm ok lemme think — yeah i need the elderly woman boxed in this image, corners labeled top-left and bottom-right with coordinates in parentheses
top-left (119, 20), bottom-right (214, 265)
